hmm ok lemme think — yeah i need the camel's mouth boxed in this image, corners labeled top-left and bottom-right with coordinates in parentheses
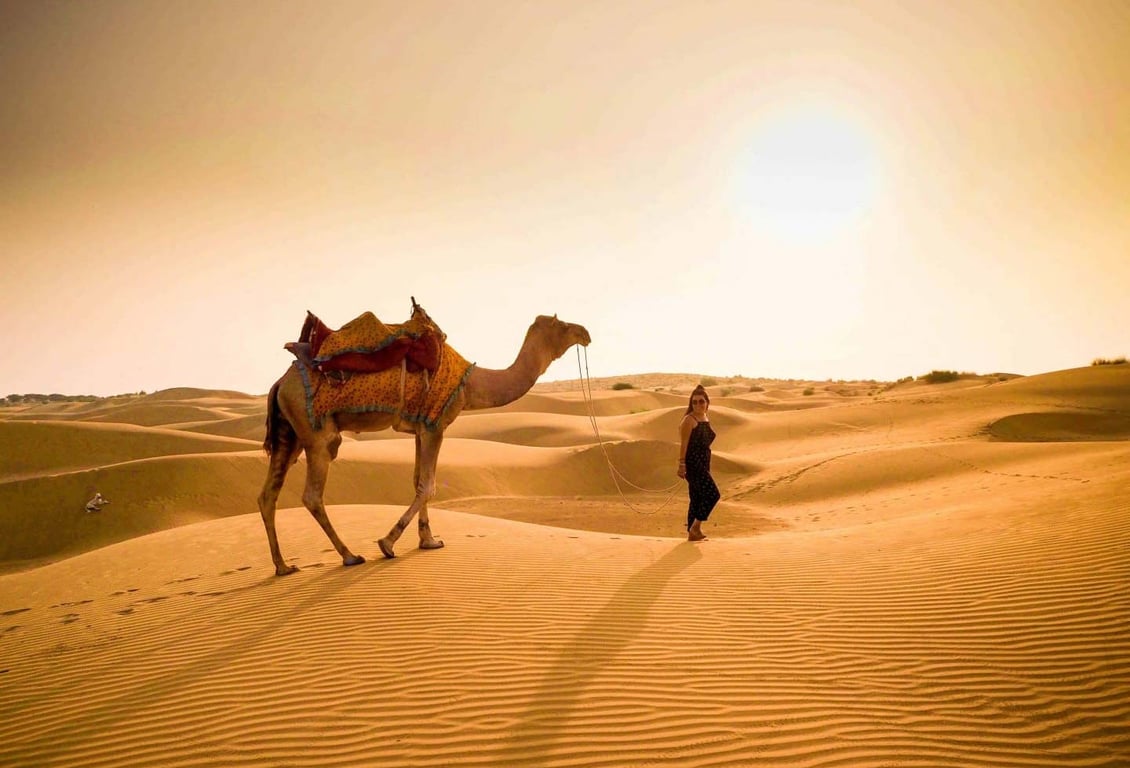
top-left (574, 325), bottom-right (592, 347)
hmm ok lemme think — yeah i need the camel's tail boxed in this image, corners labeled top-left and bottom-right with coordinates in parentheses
top-left (262, 379), bottom-right (294, 456)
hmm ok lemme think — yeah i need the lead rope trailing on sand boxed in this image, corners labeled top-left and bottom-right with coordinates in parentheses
top-left (577, 346), bottom-right (682, 515)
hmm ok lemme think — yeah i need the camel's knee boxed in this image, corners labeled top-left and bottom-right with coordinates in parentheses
top-left (416, 478), bottom-right (437, 502)
top-left (302, 490), bottom-right (326, 514)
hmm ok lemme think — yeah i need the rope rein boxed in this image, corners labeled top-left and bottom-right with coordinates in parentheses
top-left (576, 347), bottom-right (682, 515)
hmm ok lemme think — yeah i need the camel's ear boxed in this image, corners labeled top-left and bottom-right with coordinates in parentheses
top-left (554, 314), bottom-right (558, 320)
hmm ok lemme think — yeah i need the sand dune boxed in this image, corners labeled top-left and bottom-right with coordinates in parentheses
top-left (2, 499), bottom-right (1127, 767)
top-left (482, 389), bottom-right (688, 418)
top-left (177, 412), bottom-right (274, 441)
top-left (0, 420), bottom-right (257, 482)
top-left (7, 389), bottom-right (262, 424)
top-left (443, 410), bottom-right (616, 446)
top-left (1, 366), bottom-right (1128, 766)
top-left (136, 387), bottom-right (261, 403)
top-left (81, 402), bottom-right (238, 427)
top-left (990, 411), bottom-right (1130, 441)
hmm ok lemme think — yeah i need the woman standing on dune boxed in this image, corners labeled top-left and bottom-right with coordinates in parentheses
top-left (677, 385), bottom-right (720, 541)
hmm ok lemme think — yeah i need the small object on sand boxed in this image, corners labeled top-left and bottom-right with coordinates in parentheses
top-left (85, 493), bottom-right (109, 513)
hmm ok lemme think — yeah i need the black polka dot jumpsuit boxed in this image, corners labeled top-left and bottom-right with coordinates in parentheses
top-left (685, 418), bottom-right (720, 530)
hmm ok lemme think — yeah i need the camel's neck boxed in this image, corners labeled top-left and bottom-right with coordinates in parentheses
top-left (464, 327), bottom-right (560, 410)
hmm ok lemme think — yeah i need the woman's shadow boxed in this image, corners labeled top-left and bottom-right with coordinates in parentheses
top-left (496, 541), bottom-right (704, 763)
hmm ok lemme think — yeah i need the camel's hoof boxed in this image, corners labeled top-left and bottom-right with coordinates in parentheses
top-left (343, 554), bottom-right (365, 567)
top-left (377, 537), bottom-right (396, 559)
top-left (276, 564), bottom-right (300, 577)
top-left (419, 538), bottom-right (445, 551)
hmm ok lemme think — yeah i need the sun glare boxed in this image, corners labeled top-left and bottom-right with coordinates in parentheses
top-left (734, 107), bottom-right (881, 245)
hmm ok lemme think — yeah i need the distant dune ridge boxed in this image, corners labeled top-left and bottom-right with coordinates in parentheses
top-left (1, 365), bottom-right (1129, 766)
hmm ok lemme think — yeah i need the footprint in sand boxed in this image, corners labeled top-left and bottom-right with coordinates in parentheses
top-left (117, 608), bottom-right (134, 616)
top-left (2, 608), bottom-right (30, 617)
top-left (61, 614), bottom-right (80, 625)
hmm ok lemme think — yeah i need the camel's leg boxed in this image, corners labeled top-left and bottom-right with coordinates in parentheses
top-left (414, 431), bottom-right (445, 550)
top-left (378, 429), bottom-right (444, 558)
top-left (258, 431), bottom-right (302, 577)
top-left (303, 432), bottom-right (365, 568)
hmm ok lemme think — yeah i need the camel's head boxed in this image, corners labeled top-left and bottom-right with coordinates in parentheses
top-left (534, 314), bottom-right (591, 358)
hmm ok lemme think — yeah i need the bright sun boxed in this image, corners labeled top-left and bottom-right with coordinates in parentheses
top-left (734, 107), bottom-right (881, 245)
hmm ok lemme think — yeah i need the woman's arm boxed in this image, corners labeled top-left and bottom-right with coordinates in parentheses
top-left (677, 415), bottom-right (693, 478)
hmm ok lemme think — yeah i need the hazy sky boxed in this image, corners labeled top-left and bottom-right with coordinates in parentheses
top-left (3, 0), bottom-right (1127, 396)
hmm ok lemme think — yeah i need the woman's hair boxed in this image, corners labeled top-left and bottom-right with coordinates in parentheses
top-left (684, 385), bottom-right (710, 415)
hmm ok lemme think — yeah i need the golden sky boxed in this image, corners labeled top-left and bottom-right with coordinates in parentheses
top-left (2, 0), bottom-right (1127, 396)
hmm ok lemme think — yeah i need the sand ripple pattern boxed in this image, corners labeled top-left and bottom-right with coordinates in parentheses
top-left (1, 500), bottom-right (1128, 768)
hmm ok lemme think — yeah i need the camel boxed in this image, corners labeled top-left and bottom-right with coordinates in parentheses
top-left (257, 312), bottom-right (591, 576)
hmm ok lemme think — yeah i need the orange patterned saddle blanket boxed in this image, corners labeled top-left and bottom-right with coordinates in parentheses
top-left (296, 343), bottom-right (474, 433)
top-left (289, 301), bottom-right (474, 432)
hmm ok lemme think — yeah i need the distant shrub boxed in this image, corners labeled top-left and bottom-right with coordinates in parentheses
top-left (1092, 356), bottom-right (1127, 366)
top-left (748, 385), bottom-right (765, 393)
top-left (921, 370), bottom-right (960, 384)
top-left (611, 382), bottom-right (635, 390)
top-left (3, 392), bottom-right (101, 405)
top-left (880, 376), bottom-right (913, 393)
top-left (802, 387), bottom-right (815, 396)
top-left (699, 376), bottom-right (719, 387)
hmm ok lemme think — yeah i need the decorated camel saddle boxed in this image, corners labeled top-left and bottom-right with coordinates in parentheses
top-left (285, 298), bottom-right (474, 432)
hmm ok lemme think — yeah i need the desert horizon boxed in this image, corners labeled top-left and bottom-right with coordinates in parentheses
top-left (2, 360), bottom-right (1128, 766)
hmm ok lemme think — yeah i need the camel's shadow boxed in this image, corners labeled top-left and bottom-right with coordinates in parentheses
top-left (20, 558), bottom-right (385, 764)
